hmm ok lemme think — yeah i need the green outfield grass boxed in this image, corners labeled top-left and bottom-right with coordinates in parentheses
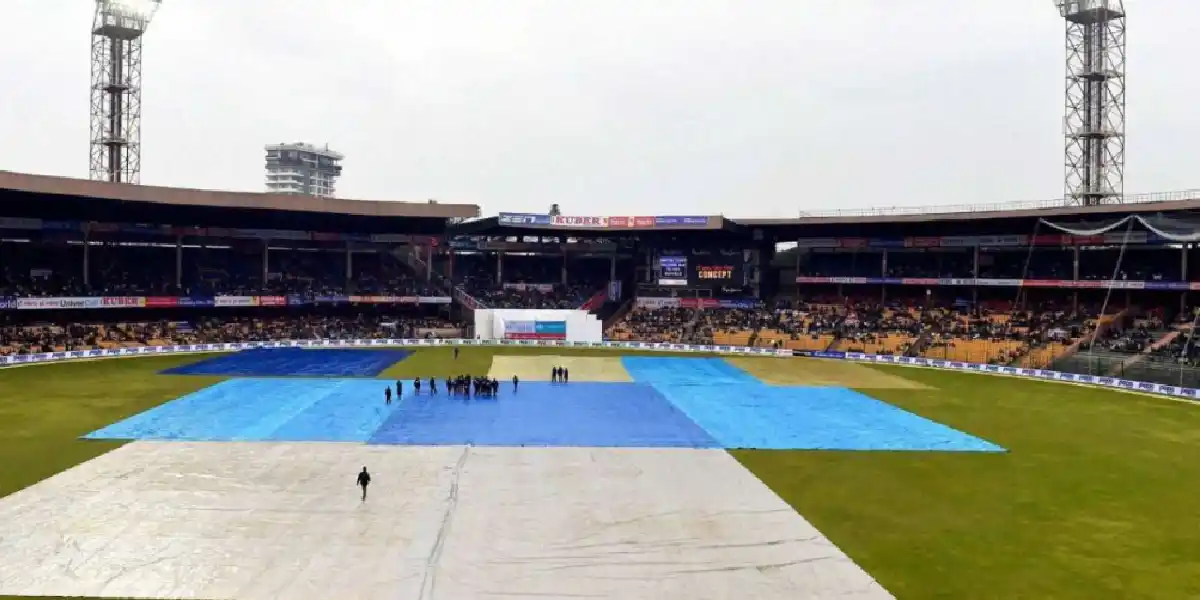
top-left (2, 347), bottom-right (1199, 600)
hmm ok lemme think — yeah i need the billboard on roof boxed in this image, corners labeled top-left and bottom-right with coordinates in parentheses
top-left (496, 213), bottom-right (716, 230)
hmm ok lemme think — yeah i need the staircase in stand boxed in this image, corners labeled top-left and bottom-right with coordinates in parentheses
top-left (393, 245), bottom-right (486, 309)
top-left (1107, 329), bottom-right (1183, 376)
top-left (601, 297), bottom-right (634, 333)
top-left (906, 330), bottom-right (933, 357)
top-left (681, 309), bottom-right (704, 343)
top-left (1048, 308), bottom-right (1131, 372)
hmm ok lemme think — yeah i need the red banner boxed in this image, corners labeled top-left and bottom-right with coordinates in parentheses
top-left (1030, 234), bottom-right (1065, 246)
top-left (258, 296), bottom-right (287, 307)
top-left (602, 216), bottom-right (659, 228)
top-left (144, 296), bottom-right (179, 308)
top-left (679, 297), bottom-right (722, 309)
top-left (1020, 280), bottom-right (1060, 288)
top-left (504, 332), bottom-right (567, 340)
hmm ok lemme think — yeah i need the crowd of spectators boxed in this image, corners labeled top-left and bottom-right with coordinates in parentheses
top-left (607, 295), bottom-right (1112, 367)
top-left (691, 308), bottom-right (772, 345)
top-left (2, 241), bottom-right (619, 310)
top-left (469, 284), bottom-right (597, 310)
top-left (797, 248), bottom-right (1187, 282)
top-left (608, 307), bottom-right (697, 343)
top-left (434, 253), bottom-right (608, 310)
top-left (0, 314), bottom-right (463, 356)
top-left (1150, 331), bottom-right (1199, 364)
top-left (0, 242), bottom-right (442, 298)
top-left (1088, 317), bottom-right (1164, 354)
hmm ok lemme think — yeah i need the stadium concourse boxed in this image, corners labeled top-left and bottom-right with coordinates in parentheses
top-left (4, 172), bottom-right (1200, 598)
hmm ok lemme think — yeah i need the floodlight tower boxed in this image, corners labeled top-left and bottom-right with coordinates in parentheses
top-left (89, 0), bottom-right (161, 184)
top-left (1055, 0), bottom-right (1126, 206)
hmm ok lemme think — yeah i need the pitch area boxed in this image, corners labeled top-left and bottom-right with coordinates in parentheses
top-left (84, 352), bottom-right (998, 451)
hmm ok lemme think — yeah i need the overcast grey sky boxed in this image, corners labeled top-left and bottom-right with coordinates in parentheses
top-left (1, 1), bottom-right (1196, 217)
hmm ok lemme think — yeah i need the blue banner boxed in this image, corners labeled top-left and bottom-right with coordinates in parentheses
top-left (286, 294), bottom-right (309, 306)
top-left (0, 297), bottom-right (15, 310)
top-left (498, 213), bottom-right (552, 226)
top-left (449, 239), bottom-right (480, 250)
top-left (717, 298), bottom-right (761, 309)
top-left (314, 295), bottom-right (350, 304)
top-left (655, 216), bottom-right (708, 226)
top-left (177, 297), bottom-right (215, 307)
top-left (534, 321), bottom-right (567, 335)
top-left (41, 220), bottom-right (83, 231)
top-left (1144, 281), bottom-right (1190, 291)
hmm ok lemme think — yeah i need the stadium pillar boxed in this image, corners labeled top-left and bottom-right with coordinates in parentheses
top-left (1073, 246), bottom-right (1081, 314)
top-left (561, 253), bottom-right (568, 285)
top-left (1182, 247), bottom-right (1189, 314)
top-left (262, 240), bottom-right (269, 284)
top-left (609, 254), bottom-right (616, 281)
top-left (175, 235), bottom-right (182, 288)
top-left (82, 231), bottom-right (90, 288)
top-left (448, 249), bottom-right (455, 279)
top-left (881, 250), bottom-right (888, 304)
top-left (345, 244), bottom-right (352, 285)
top-left (971, 246), bottom-right (979, 309)
top-left (496, 252), bottom-right (503, 282)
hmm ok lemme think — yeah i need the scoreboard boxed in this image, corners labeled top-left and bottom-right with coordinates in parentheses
top-left (658, 256), bottom-right (688, 286)
top-left (657, 251), bottom-right (746, 288)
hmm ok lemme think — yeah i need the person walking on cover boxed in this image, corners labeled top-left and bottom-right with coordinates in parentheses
top-left (512, 374), bottom-right (519, 391)
top-left (384, 386), bottom-right (392, 405)
top-left (357, 467), bottom-right (371, 502)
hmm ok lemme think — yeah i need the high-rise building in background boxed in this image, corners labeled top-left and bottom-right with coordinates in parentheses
top-left (264, 143), bottom-right (343, 197)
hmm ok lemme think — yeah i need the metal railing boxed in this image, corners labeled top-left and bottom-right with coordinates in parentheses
top-left (1056, 354), bottom-right (1200, 389)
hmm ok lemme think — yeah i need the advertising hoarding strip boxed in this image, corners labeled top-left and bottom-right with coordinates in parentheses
top-left (794, 231), bottom-right (1166, 248)
top-left (1, 295), bottom-right (455, 310)
top-left (793, 276), bottom-right (1198, 291)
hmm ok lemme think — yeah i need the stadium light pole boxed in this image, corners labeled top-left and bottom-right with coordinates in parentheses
top-left (89, 0), bottom-right (162, 185)
top-left (1054, 0), bottom-right (1126, 206)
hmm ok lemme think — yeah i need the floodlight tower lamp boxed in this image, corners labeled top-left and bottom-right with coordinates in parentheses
top-left (88, 0), bottom-right (162, 185)
top-left (1054, 0), bottom-right (1126, 206)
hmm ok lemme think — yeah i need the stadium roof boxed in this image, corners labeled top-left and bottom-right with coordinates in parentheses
top-left (0, 171), bottom-right (479, 220)
top-left (447, 215), bottom-right (744, 237)
top-left (733, 189), bottom-right (1200, 227)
